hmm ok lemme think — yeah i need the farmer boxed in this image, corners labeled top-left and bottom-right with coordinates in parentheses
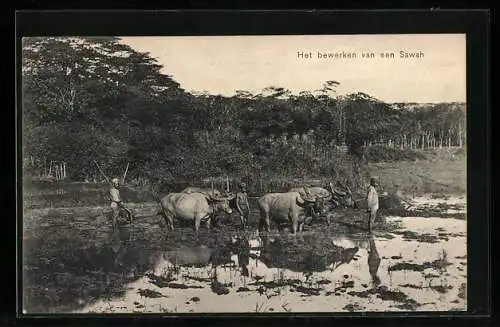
top-left (366, 177), bottom-right (379, 233)
top-left (235, 182), bottom-right (250, 229)
top-left (107, 178), bottom-right (131, 231)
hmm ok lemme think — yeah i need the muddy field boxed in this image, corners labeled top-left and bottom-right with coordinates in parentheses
top-left (22, 190), bottom-right (467, 314)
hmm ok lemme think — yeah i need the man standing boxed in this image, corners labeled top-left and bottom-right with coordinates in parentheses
top-left (235, 182), bottom-right (250, 229)
top-left (108, 177), bottom-right (125, 232)
top-left (366, 177), bottom-right (379, 233)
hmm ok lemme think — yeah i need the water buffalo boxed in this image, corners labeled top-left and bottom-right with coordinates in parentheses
top-left (289, 186), bottom-right (331, 200)
top-left (159, 192), bottom-right (234, 233)
top-left (289, 183), bottom-right (357, 209)
top-left (257, 191), bottom-right (326, 234)
top-left (181, 187), bottom-right (222, 197)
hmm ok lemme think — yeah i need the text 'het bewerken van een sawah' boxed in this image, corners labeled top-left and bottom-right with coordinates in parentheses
top-left (297, 50), bottom-right (425, 59)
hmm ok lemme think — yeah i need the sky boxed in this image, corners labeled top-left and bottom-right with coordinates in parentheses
top-left (119, 34), bottom-right (466, 103)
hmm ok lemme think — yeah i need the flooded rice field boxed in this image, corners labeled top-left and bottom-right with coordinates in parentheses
top-left (22, 195), bottom-right (467, 313)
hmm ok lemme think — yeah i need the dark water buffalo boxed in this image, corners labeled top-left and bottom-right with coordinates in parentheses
top-left (181, 187), bottom-right (222, 198)
top-left (257, 191), bottom-right (326, 234)
top-left (289, 186), bottom-right (331, 200)
top-left (159, 192), bottom-right (234, 233)
top-left (289, 183), bottom-right (357, 209)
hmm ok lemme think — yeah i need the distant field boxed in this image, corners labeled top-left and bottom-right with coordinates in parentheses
top-left (365, 148), bottom-right (466, 196)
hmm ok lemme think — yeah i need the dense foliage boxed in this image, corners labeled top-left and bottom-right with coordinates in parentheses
top-left (22, 37), bottom-right (466, 190)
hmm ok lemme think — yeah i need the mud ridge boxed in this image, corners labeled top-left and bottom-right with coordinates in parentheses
top-left (388, 257), bottom-right (451, 272)
top-left (348, 286), bottom-right (420, 311)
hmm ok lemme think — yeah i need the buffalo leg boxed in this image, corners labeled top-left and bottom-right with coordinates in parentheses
top-left (258, 218), bottom-right (266, 233)
top-left (162, 210), bottom-right (174, 231)
top-left (259, 208), bottom-right (271, 233)
top-left (264, 212), bottom-right (271, 232)
top-left (291, 218), bottom-right (298, 235)
top-left (206, 218), bottom-right (211, 231)
top-left (302, 216), bottom-right (313, 231)
top-left (194, 218), bottom-right (201, 236)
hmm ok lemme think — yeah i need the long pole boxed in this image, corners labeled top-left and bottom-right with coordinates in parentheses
top-left (93, 160), bottom-right (111, 184)
top-left (122, 162), bottom-right (130, 184)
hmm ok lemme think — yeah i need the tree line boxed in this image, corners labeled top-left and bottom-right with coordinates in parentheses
top-left (22, 37), bottom-right (466, 190)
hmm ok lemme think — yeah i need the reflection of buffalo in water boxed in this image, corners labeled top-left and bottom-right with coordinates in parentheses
top-left (258, 234), bottom-right (360, 273)
top-left (331, 234), bottom-right (381, 286)
top-left (157, 233), bottom-right (252, 295)
top-left (157, 233), bottom-right (251, 278)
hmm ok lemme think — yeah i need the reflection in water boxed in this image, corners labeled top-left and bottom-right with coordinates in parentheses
top-left (163, 245), bottom-right (213, 267)
top-left (232, 234), bottom-right (250, 277)
top-left (110, 229), bottom-right (131, 268)
top-left (367, 237), bottom-right (381, 287)
top-left (96, 230), bottom-right (382, 302)
top-left (331, 234), bottom-right (381, 287)
top-left (154, 232), bottom-right (370, 279)
top-left (259, 234), bottom-right (360, 273)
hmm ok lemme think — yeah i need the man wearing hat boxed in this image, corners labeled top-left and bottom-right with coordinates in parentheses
top-left (108, 177), bottom-right (124, 232)
top-left (366, 177), bottom-right (379, 233)
top-left (235, 182), bottom-right (250, 229)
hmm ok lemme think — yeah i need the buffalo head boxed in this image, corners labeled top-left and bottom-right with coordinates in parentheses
top-left (295, 187), bottom-right (328, 218)
top-left (328, 182), bottom-right (357, 208)
top-left (205, 194), bottom-right (235, 215)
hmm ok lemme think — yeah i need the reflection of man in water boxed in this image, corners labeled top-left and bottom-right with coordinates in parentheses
top-left (234, 234), bottom-right (250, 277)
top-left (367, 236), bottom-right (381, 287)
top-left (331, 234), bottom-right (381, 286)
top-left (366, 177), bottom-right (379, 233)
top-left (110, 231), bottom-right (129, 268)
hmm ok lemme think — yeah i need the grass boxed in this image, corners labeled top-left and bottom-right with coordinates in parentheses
top-left (254, 299), bottom-right (267, 312)
top-left (366, 148), bottom-right (466, 196)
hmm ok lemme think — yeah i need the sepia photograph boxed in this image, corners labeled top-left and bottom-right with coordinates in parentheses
top-left (21, 34), bottom-right (467, 314)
